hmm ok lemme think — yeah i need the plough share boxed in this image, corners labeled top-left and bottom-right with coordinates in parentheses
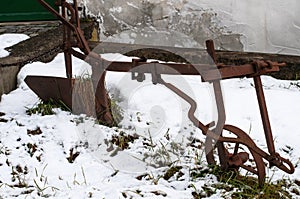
top-left (24, 0), bottom-right (295, 186)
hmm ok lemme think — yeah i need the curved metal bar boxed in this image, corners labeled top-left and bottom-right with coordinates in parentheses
top-left (158, 77), bottom-right (293, 185)
top-left (158, 78), bottom-right (208, 132)
top-left (223, 125), bottom-right (294, 174)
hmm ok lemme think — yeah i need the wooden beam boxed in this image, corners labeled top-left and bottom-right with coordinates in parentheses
top-left (90, 42), bottom-right (300, 80)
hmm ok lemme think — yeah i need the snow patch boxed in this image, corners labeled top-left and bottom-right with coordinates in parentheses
top-left (0, 34), bottom-right (29, 58)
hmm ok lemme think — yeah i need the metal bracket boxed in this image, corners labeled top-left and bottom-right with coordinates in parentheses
top-left (131, 58), bottom-right (146, 82)
top-left (150, 61), bottom-right (162, 85)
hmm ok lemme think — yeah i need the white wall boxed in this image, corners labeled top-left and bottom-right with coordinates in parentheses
top-left (196, 0), bottom-right (300, 54)
top-left (81, 0), bottom-right (300, 55)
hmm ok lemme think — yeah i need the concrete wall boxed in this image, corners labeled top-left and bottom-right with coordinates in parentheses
top-left (81, 0), bottom-right (300, 55)
top-left (0, 65), bottom-right (19, 97)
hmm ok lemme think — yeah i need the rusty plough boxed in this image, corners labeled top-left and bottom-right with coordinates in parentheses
top-left (24, 0), bottom-right (294, 186)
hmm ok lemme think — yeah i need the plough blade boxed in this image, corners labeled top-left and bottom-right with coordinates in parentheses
top-left (24, 76), bottom-right (73, 108)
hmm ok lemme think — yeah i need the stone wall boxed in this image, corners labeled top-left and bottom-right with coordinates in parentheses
top-left (81, 0), bottom-right (300, 55)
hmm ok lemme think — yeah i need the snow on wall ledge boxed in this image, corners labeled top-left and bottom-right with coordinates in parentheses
top-left (81, 0), bottom-right (300, 55)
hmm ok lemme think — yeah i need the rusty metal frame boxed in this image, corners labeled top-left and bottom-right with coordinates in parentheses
top-left (24, 0), bottom-right (295, 187)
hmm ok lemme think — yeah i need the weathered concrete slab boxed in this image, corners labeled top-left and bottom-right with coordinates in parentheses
top-left (0, 21), bottom-right (60, 37)
top-left (0, 22), bottom-right (95, 66)
top-left (0, 26), bottom-right (63, 67)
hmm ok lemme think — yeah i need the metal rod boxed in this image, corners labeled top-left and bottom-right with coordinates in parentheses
top-left (37, 0), bottom-right (76, 31)
top-left (159, 79), bottom-right (208, 132)
top-left (62, 0), bottom-right (72, 79)
top-left (73, 0), bottom-right (80, 28)
top-left (253, 76), bottom-right (276, 155)
top-left (206, 39), bottom-right (228, 169)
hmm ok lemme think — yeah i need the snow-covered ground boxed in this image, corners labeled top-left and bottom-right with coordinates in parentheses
top-left (0, 34), bottom-right (29, 58)
top-left (1, 34), bottom-right (300, 198)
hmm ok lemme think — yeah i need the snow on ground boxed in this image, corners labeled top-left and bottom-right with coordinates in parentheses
top-left (0, 34), bottom-right (29, 58)
top-left (1, 34), bottom-right (300, 198)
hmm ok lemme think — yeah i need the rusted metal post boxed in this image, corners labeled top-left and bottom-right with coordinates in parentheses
top-left (60, 0), bottom-right (71, 79)
top-left (205, 40), bottom-right (228, 169)
top-left (253, 76), bottom-right (276, 156)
